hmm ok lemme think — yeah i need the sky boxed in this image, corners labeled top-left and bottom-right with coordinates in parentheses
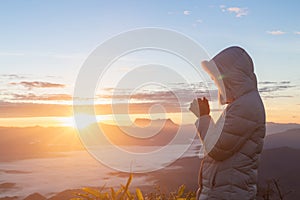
top-left (0, 0), bottom-right (300, 126)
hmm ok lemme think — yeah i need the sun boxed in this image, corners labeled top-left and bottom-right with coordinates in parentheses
top-left (60, 113), bottom-right (113, 129)
top-left (60, 113), bottom-right (95, 130)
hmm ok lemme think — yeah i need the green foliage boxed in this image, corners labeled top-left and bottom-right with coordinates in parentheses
top-left (71, 174), bottom-right (196, 200)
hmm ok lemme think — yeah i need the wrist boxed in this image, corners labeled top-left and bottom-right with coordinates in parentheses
top-left (200, 113), bottom-right (209, 117)
top-left (200, 110), bottom-right (210, 116)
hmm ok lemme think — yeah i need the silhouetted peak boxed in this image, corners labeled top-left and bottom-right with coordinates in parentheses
top-left (24, 193), bottom-right (46, 200)
top-left (133, 118), bottom-right (177, 127)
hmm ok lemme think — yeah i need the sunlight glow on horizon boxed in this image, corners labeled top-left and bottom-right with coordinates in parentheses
top-left (0, 110), bottom-right (228, 128)
top-left (0, 107), bottom-right (299, 128)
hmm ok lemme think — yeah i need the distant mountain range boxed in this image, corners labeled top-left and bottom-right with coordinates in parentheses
top-left (264, 128), bottom-right (300, 149)
top-left (99, 118), bottom-right (195, 146)
top-left (133, 118), bottom-right (177, 127)
top-left (1, 120), bottom-right (300, 199)
top-left (0, 119), bottom-right (299, 162)
top-left (266, 122), bottom-right (300, 135)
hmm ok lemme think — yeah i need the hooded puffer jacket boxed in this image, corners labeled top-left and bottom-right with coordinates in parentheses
top-left (195, 46), bottom-right (266, 200)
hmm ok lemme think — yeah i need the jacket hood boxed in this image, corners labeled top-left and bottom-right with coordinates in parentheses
top-left (201, 46), bottom-right (257, 104)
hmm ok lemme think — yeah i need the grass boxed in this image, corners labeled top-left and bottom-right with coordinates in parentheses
top-left (71, 174), bottom-right (196, 200)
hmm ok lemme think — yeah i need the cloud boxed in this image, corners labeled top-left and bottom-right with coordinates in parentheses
top-left (0, 74), bottom-right (26, 80)
top-left (1, 80), bottom-right (218, 117)
top-left (97, 83), bottom-right (219, 113)
top-left (0, 101), bottom-right (179, 117)
top-left (295, 31), bottom-right (300, 35)
top-left (260, 95), bottom-right (293, 99)
top-left (220, 5), bottom-right (248, 17)
top-left (279, 81), bottom-right (291, 84)
top-left (258, 80), bottom-right (295, 99)
top-left (11, 93), bottom-right (72, 101)
top-left (168, 10), bottom-right (192, 16)
top-left (258, 80), bottom-right (294, 91)
top-left (0, 74), bottom-right (61, 81)
top-left (98, 82), bottom-right (215, 102)
top-left (227, 7), bottom-right (248, 17)
top-left (0, 101), bottom-right (72, 117)
top-left (10, 81), bottom-right (65, 89)
top-left (267, 30), bottom-right (286, 35)
top-left (183, 10), bottom-right (191, 15)
top-left (259, 81), bottom-right (277, 85)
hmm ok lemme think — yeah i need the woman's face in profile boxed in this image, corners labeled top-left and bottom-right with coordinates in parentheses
top-left (210, 75), bottom-right (220, 90)
top-left (210, 74), bottom-right (229, 103)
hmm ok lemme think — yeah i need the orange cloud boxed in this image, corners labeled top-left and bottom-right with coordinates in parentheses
top-left (0, 101), bottom-right (182, 118)
top-left (10, 81), bottom-right (65, 89)
top-left (12, 93), bottom-right (72, 101)
top-left (0, 101), bottom-right (72, 118)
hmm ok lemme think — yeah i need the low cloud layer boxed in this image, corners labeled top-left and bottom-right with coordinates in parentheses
top-left (0, 74), bottom-right (26, 80)
top-left (258, 81), bottom-right (295, 99)
top-left (10, 81), bottom-right (65, 89)
top-left (11, 93), bottom-right (72, 101)
top-left (1, 78), bottom-right (297, 117)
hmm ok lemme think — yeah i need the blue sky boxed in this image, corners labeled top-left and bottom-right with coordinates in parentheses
top-left (0, 0), bottom-right (299, 124)
top-left (0, 1), bottom-right (299, 79)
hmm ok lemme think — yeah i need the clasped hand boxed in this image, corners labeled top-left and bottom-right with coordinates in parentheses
top-left (189, 97), bottom-right (210, 118)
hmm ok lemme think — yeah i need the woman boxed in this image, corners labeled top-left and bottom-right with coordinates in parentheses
top-left (190, 46), bottom-right (266, 199)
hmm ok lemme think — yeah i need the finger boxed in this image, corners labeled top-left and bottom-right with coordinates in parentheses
top-left (190, 102), bottom-right (194, 108)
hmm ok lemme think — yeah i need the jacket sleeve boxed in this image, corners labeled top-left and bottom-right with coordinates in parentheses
top-left (195, 106), bottom-right (258, 161)
top-left (195, 115), bottom-right (212, 141)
